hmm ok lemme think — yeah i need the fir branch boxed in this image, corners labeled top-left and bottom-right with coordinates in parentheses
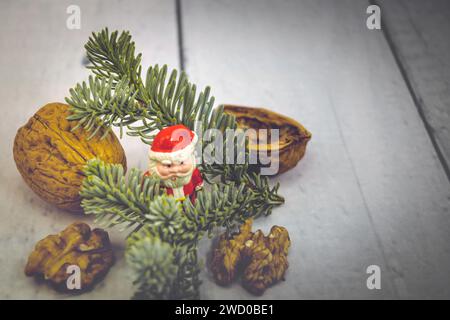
top-left (200, 133), bottom-right (285, 217)
top-left (242, 172), bottom-right (284, 217)
top-left (85, 28), bottom-right (143, 88)
top-left (80, 159), bottom-right (163, 232)
top-left (69, 28), bottom-right (236, 144)
top-left (126, 233), bottom-right (179, 299)
top-left (183, 183), bottom-right (253, 235)
top-left (81, 159), bottom-right (271, 240)
top-left (127, 230), bottom-right (201, 300)
top-left (81, 154), bottom-right (282, 299)
top-left (65, 76), bottom-right (144, 139)
top-left (70, 28), bottom-right (286, 300)
top-left (81, 159), bottom-right (260, 299)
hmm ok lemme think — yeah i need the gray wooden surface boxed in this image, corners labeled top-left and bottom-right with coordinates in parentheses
top-left (0, 0), bottom-right (449, 299)
top-left (377, 0), bottom-right (450, 176)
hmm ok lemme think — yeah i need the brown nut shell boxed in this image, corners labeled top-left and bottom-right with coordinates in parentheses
top-left (223, 105), bottom-right (311, 174)
top-left (13, 102), bottom-right (127, 212)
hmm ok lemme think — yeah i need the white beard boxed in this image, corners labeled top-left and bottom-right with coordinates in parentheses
top-left (147, 159), bottom-right (194, 189)
top-left (160, 173), bottom-right (192, 189)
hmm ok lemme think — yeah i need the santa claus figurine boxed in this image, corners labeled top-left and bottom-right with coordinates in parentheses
top-left (144, 124), bottom-right (203, 202)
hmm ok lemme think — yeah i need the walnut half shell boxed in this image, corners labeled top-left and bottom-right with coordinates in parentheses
top-left (25, 222), bottom-right (114, 292)
top-left (223, 105), bottom-right (311, 174)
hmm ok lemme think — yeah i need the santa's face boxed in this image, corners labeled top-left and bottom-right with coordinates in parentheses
top-left (156, 157), bottom-right (193, 179)
top-left (148, 156), bottom-right (195, 188)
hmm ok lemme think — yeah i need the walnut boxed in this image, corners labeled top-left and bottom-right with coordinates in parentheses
top-left (210, 219), bottom-right (253, 285)
top-left (13, 102), bottom-right (127, 212)
top-left (25, 222), bottom-right (114, 292)
top-left (210, 219), bottom-right (291, 295)
top-left (223, 105), bottom-right (311, 174)
top-left (242, 226), bottom-right (290, 295)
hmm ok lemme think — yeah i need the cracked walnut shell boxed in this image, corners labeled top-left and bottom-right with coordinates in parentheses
top-left (25, 222), bottom-right (114, 292)
top-left (223, 105), bottom-right (311, 174)
top-left (13, 102), bottom-right (127, 212)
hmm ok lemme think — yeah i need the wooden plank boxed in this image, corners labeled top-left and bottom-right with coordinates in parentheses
top-left (183, 0), bottom-right (450, 299)
top-left (0, 0), bottom-right (179, 299)
top-left (376, 0), bottom-right (450, 177)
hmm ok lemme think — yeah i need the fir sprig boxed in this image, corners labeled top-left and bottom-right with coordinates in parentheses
top-left (85, 28), bottom-right (143, 87)
top-left (65, 76), bottom-right (142, 139)
top-left (67, 28), bottom-right (285, 300)
top-left (68, 28), bottom-right (236, 144)
top-left (80, 159), bottom-right (163, 233)
top-left (81, 159), bottom-right (280, 298)
top-left (127, 231), bottom-right (201, 300)
top-left (81, 159), bottom-right (279, 241)
top-left (126, 233), bottom-right (180, 299)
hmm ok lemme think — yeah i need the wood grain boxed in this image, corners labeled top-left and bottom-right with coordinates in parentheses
top-left (183, 0), bottom-right (450, 299)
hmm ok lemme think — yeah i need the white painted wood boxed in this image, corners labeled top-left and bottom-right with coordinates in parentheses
top-left (1, 0), bottom-right (450, 300)
top-left (183, 0), bottom-right (450, 299)
top-left (0, 0), bottom-right (179, 299)
top-left (378, 0), bottom-right (450, 170)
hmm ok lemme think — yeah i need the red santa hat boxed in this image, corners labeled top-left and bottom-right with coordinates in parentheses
top-left (148, 124), bottom-right (198, 163)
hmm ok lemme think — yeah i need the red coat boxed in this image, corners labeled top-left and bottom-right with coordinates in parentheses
top-left (144, 168), bottom-right (203, 203)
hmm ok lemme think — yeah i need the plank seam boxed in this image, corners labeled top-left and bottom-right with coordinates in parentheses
top-left (371, 0), bottom-right (450, 183)
top-left (175, 0), bottom-right (185, 71)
